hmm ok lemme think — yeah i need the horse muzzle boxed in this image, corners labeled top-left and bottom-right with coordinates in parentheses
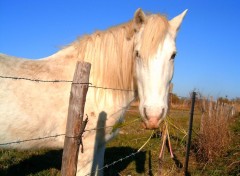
top-left (142, 107), bottom-right (165, 129)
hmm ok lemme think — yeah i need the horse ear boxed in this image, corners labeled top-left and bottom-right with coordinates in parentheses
top-left (169, 9), bottom-right (188, 36)
top-left (133, 8), bottom-right (146, 32)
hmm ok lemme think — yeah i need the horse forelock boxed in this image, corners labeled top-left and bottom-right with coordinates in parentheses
top-left (139, 14), bottom-right (169, 60)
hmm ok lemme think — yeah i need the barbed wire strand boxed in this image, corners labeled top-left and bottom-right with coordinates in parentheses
top-left (1, 76), bottom-right (202, 96)
top-left (0, 75), bottom-right (73, 83)
top-left (0, 97), bottom-right (138, 146)
top-left (0, 116), bottom-right (140, 146)
top-left (0, 94), bottom-right (189, 147)
top-left (0, 75), bottom-right (198, 174)
top-left (0, 116), bottom-right (144, 174)
top-left (0, 134), bottom-right (65, 146)
top-left (0, 75), bottom-right (133, 92)
top-left (84, 130), bottom-right (154, 176)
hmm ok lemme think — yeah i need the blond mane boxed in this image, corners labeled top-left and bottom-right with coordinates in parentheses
top-left (73, 22), bottom-right (135, 91)
top-left (63, 13), bottom-right (169, 100)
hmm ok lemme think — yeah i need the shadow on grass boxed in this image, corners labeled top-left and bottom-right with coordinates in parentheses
top-left (104, 147), bottom-right (146, 175)
top-left (0, 149), bottom-right (62, 176)
top-left (0, 147), bottom-right (146, 176)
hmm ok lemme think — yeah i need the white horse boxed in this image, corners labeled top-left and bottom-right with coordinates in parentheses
top-left (0, 9), bottom-right (187, 175)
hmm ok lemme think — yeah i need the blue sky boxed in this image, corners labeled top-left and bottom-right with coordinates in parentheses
top-left (0, 0), bottom-right (239, 99)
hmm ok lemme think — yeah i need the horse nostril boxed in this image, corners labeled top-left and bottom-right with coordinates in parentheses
top-left (144, 107), bottom-right (165, 120)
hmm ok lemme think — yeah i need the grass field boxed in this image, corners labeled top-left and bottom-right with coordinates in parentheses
top-left (0, 104), bottom-right (239, 176)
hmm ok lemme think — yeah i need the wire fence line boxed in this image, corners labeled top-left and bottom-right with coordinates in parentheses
top-left (0, 74), bottom-right (191, 147)
top-left (0, 74), bottom-right (138, 147)
top-left (0, 116), bottom-right (141, 147)
top-left (0, 83), bottom-right (145, 174)
top-left (0, 115), bottom-right (147, 175)
top-left (0, 75), bottom-right (134, 92)
top-left (0, 93), bottom-right (139, 149)
top-left (0, 74), bottom-right (201, 174)
top-left (0, 116), bottom-right (147, 175)
top-left (0, 134), bottom-right (65, 146)
top-left (84, 130), bottom-right (154, 176)
top-left (0, 107), bottom-right (137, 147)
top-left (3, 116), bottom-right (185, 174)
top-left (0, 75), bottom-right (74, 83)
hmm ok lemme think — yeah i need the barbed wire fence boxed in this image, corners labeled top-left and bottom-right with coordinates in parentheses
top-left (0, 62), bottom-right (150, 175)
top-left (0, 78), bottom-right (184, 176)
top-left (0, 70), bottom-right (237, 175)
top-left (0, 75), bottom-right (134, 92)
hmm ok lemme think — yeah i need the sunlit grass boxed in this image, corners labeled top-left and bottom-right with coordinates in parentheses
top-left (0, 105), bottom-right (239, 176)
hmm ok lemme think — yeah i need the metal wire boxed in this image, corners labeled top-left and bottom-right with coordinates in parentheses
top-left (84, 130), bottom-right (154, 176)
top-left (0, 134), bottom-right (65, 146)
top-left (0, 75), bottom-right (73, 83)
top-left (0, 75), bottom-right (134, 92)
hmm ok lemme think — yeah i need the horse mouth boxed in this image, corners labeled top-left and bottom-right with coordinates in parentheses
top-left (141, 119), bottom-right (163, 130)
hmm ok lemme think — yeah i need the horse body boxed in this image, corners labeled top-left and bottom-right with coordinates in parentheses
top-left (0, 50), bottom-right (132, 175)
top-left (0, 9), bottom-right (187, 175)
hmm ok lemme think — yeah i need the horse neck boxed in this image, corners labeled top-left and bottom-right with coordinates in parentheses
top-left (47, 22), bottom-right (137, 106)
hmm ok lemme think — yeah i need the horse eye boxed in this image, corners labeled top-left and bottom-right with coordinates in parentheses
top-left (170, 52), bottom-right (177, 60)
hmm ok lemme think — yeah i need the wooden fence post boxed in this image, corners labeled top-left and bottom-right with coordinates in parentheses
top-left (169, 83), bottom-right (173, 108)
top-left (209, 96), bottom-right (213, 118)
top-left (200, 96), bottom-right (206, 133)
top-left (61, 61), bottom-right (91, 176)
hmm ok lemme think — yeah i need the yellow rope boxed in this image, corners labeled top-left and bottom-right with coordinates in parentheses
top-left (138, 130), bottom-right (154, 152)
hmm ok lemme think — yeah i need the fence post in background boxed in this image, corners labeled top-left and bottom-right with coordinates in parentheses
top-left (231, 104), bottom-right (236, 117)
top-left (209, 96), bottom-right (213, 118)
top-left (216, 100), bottom-right (219, 117)
top-left (184, 91), bottom-right (196, 176)
top-left (169, 83), bottom-right (173, 108)
top-left (200, 96), bottom-right (206, 133)
top-left (61, 61), bottom-right (91, 176)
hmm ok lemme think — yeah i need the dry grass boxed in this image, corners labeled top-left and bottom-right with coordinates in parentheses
top-left (195, 99), bottom-right (232, 162)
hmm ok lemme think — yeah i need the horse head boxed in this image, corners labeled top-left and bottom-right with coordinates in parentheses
top-left (133, 9), bottom-right (187, 129)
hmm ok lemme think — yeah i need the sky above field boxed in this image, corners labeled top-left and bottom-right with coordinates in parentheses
top-left (0, 0), bottom-right (239, 99)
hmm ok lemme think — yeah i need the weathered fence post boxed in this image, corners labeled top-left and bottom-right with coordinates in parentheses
top-left (184, 91), bottom-right (196, 176)
top-left (61, 61), bottom-right (91, 176)
top-left (200, 96), bottom-right (206, 133)
top-left (169, 83), bottom-right (173, 108)
top-left (209, 96), bottom-right (213, 118)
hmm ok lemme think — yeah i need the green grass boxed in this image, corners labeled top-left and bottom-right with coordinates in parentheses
top-left (0, 107), bottom-right (239, 176)
top-left (103, 107), bottom-right (202, 176)
top-left (0, 149), bottom-right (61, 176)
